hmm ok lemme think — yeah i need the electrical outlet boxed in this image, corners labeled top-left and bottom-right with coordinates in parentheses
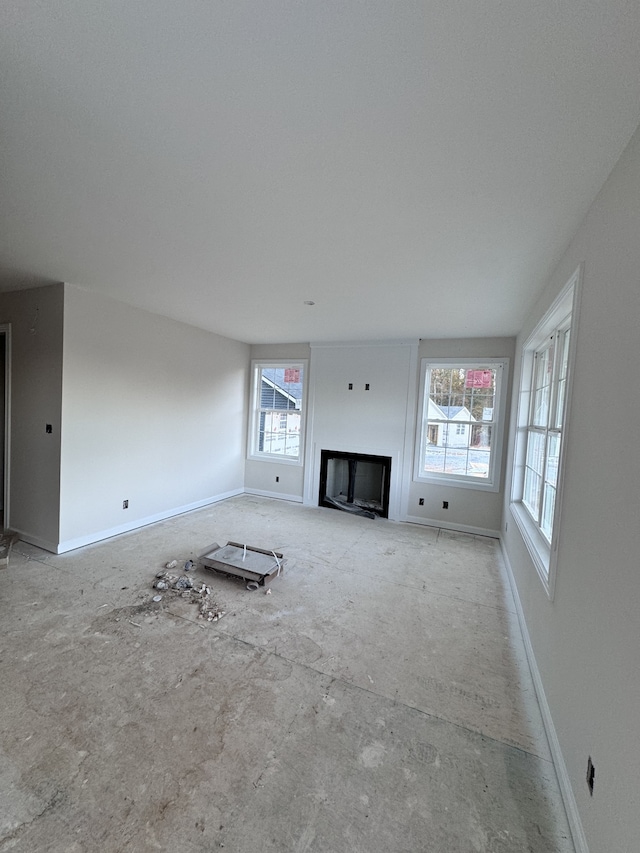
top-left (586, 757), bottom-right (595, 795)
top-left (419, 498), bottom-right (424, 506)
top-left (276, 476), bottom-right (280, 483)
top-left (123, 500), bottom-right (129, 510)
top-left (442, 501), bottom-right (449, 509)
top-left (45, 424), bottom-right (52, 434)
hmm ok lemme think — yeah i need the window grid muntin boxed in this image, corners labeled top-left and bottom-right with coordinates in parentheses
top-left (522, 325), bottom-right (569, 542)
top-left (251, 362), bottom-right (305, 462)
top-left (417, 362), bottom-right (505, 488)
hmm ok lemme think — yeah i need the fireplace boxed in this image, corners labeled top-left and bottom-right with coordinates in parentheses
top-left (318, 450), bottom-right (391, 519)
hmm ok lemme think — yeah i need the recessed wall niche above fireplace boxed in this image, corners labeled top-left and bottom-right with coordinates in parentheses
top-left (318, 450), bottom-right (391, 518)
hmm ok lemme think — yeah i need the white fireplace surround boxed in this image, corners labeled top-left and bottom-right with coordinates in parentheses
top-left (306, 442), bottom-right (404, 520)
top-left (302, 340), bottom-right (418, 522)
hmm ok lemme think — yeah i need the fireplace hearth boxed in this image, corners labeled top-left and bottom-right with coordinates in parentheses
top-left (318, 450), bottom-right (391, 519)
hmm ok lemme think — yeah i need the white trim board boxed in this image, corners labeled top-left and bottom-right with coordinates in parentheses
top-left (0, 324), bottom-right (11, 528)
top-left (243, 489), bottom-right (303, 504)
top-left (499, 538), bottom-right (588, 853)
top-left (11, 530), bottom-right (60, 555)
top-left (55, 489), bottom-right (244, 554)
top-left (310, 339), bottom-right (417, 349)
top-left (404, 515), bottom-right (500, 539)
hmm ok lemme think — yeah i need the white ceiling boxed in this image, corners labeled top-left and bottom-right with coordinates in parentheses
top-left (1, 2), bottom-right (639, 344)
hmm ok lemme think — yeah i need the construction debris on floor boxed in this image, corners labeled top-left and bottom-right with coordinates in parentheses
top-left (200, 541), bottom-right (285, 589)
top-left (152, 562), bottom-right (226, 622)
top-left (0, 497), bottom-right (575, 852)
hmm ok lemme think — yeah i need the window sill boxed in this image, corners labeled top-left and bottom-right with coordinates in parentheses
top-left (509, 501), bottom-right (554, 598)
top-left (414, 473), bottom-right (499, 493)
top-left (247, 453), bottom-right (303, 467)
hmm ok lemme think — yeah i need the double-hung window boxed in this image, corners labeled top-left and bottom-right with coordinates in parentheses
top-left (249, 361), bottom-right (306, 463)
top-left (522, 324), bottom-right (571, 541)
top-left (511, 267), bottom-right (580, 596)
top-left (415, 359), bottom-right (508, 491)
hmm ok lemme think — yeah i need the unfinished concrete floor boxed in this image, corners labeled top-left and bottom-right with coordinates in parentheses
top-left (0, 496), bottom-right (574, 852)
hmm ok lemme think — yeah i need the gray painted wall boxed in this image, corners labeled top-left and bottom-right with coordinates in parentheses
top-left (502, 123), bottom-right (640, 852)
top-left (0, 284), bottom-right (64, 547)
top-left (58, 285), bottom-right (250, 550)
top-left (248, 338), bottom-right (514, 534)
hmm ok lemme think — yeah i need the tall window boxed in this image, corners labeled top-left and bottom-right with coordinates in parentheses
top-left (249, 362), bottom-right (306, 462)
top-left (511, 267), bottom-right (580, 596)
top-left (522, 325), bottom-right (571, 541)
top-left (415, 359), bottom-right (508, 491)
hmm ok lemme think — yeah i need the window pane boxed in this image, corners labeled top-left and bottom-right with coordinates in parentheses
top-left (525, 430), bottom-right (545, 476)
top-left (555, 378), bottom-right (566, 428)
top-left (554, 330), bottom-right (570, 428)
top-left (423, 425), bottom-right (492, 479)
top-left (559, 330), bottom-right (570, 380)
top-left (473, 393), bottom-right (495, 421)
top-left (260, 367), bottom-right (303, 412)
top-left (541, 482), bottom-right (556, 542)
top-left (468, 435), bottom-right (491, 477)
top-left (255, 364), bottom-right (304, 458)
top-left (534, 344), bottom-right (553, 388)
top-left (443, 446), bottom-right (469, 476)
top-left (533, 385), bottom-right (550, 427)
top-left (420, 362), bottom-right (502, 486)
top-left (260, 410), bottom-right (301, 457)
top-left (532, 347), bottom-right (553, 427)
top-left (545, 433), bottom-right (560, 488)
top-left (429, 369), bottom-right (453, 407)
top-left (424, 443), bottom-right (446, 474)
top-left (523, 467), bottom-right (541, 518)
top-left (523, 429), bottom-right (546, 519)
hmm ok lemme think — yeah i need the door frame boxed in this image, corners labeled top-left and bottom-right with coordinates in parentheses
top-left (0, 324), bottom-right (11, 528)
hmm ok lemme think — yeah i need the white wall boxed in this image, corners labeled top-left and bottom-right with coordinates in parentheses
top-left (305, 341), bottom-right (416, 520)
top-left (502, 123), bottom-right (640, 852)
top-left (58, 285), bottom-right (249, 551)
top-left (0, 284), bottom-right (64, 548)
top-left (407, 337), bottom-right (515, 535)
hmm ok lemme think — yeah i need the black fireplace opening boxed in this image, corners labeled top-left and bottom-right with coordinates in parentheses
top-left (319, 450), bottom-right (391, 519)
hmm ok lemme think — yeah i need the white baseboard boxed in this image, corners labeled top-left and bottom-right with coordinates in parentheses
top-left (404, 514), bottom-right (500, 539)
top-left (54, 489), bottom-right (244, 554)
top-left (243, 488), bottom-right (303, 504)
top-left (12, 530), bottom-right (60, 554)
top-left (499, 539), bottom-right (588, 853)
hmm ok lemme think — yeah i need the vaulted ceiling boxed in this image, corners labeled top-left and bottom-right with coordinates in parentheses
top-left (2, 2), bottom-right (639, 343)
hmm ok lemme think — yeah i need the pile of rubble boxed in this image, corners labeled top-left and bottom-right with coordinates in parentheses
top-left (152, 560), bottom-right (226, 623)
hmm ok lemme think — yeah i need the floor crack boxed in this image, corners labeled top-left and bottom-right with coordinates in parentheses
top-left (0, 789), bottom-right (64, 850)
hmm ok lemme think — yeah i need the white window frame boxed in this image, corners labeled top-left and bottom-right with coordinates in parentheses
top-left (248, 360), bottom-right (307, 465)
top-left (510, 266), bottom-right (581, 599)
top-left (414, 358), bottom-right (509, 492)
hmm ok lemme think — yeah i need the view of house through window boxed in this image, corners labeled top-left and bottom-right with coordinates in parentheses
top-left (416, 361), bottom-right (506, 489)
top-left (251, 363), bottom-right (305, 461)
